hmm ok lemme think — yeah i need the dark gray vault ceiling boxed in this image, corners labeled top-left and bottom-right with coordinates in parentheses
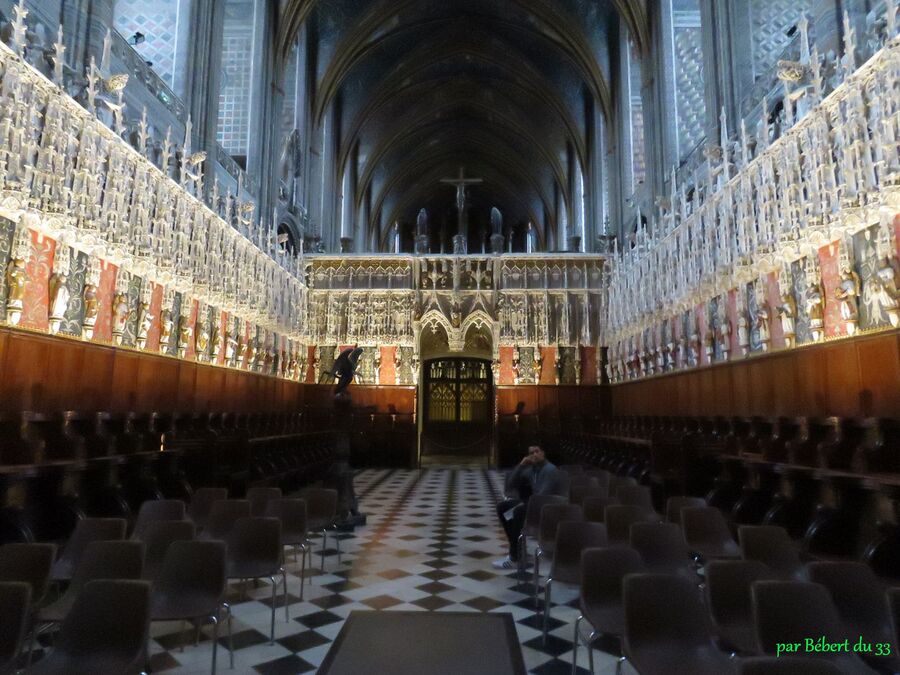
top-left (277, 0), bottom-right (647, 251)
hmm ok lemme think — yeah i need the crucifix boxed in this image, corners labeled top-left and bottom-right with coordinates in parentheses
top-left (440, 166), bottom-right (482, 254)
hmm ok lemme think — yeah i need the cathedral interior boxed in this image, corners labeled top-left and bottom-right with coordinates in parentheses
top-left (0, 0), bottom-right (899, 673)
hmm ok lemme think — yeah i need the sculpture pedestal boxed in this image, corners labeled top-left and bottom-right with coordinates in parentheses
top-left (325, 394), bottom-right (366, 530)
top-left (415, 234), bottom-right (429, 254)
top-left (490, 233), bottom-right (505, 254)
top-left (452, 234), bottom-right (467, 255)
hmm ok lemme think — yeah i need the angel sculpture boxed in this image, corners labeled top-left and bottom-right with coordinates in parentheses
top-left (328, 346), bottom-right (363, 396)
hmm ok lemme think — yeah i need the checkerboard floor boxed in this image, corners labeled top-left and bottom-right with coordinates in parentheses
top-left (36, 468), bottom-right (637, 674)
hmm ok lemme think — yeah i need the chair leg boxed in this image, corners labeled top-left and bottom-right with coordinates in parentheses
top-left (299, 544), bottom-right (307, 600)
top-left (26, 626), bottom-right (35, 666)
top-left (269, 576), bottom-right (276, 643)
top-left (283, 568), bottom-right (289, 622)
top-left (320, 529), bottom-right (327, 573)
top-left (572, 615), bottom-right (582, 675)
top-left (615, 655), bottom-right (625, 675)
top-left (335, 529), bottom-right (341, 564)
top-left (517, 533), bottom-right (526, 576)
top-left (144, 628), bottom-right (151, 674)
top-left (542, 578), bottom-right (552, 646)
top-left (210, 614), bottom-right (219, 675)
top-left (532, 549), bottom-right (542, 607)
top-left (588, 630), bottom-right (598, 674)
top-left (224, 603), bottom-right (234, 669)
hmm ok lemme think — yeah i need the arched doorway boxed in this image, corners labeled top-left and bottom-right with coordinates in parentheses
top-left (418, 318), bottom-right (495, 465)
top-left (421, 357), bottom-right (493, 462)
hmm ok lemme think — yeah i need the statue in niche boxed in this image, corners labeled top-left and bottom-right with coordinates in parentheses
top-left (263, 339), bottom-right (275, 374)
top-left (82, 283), bottom-right (100, 339)
top-left (371, 296), bottom-right (388, 337)
top-left (245, 337), bottom-right (257, 370)
top-left (136, 294), bottom-right (153, 350)
top-left (48, 268), bottom-right (69, 334)
top-left (225, 326), bottom-right (237, 362)
top-left (5, 257), bottom-right (27, 325)
top-left (778, 291), bottom-right (798, 347)
top-left (299, 352), bottom-right (309, 381)
top-left (177, 311), bottom-right (193, 359)
top-left (289, 349), bottom-right (300, 380)
top-left (450, 298), bottom-right (462, 329)
top-left (689, 323), bottom-right (701, 367)
top-left (834, 265), bottom-right (861, 335)
top-left (512, 348), bottom-right (521, 384)
top-left (718, 302), bottom-right (732, 361)
top-left (210, 324), bottom-right (221, 362)
top-left (158, 305), bottom-right (174, 352)
top-left (196, 314), bottom-right (210, 361)
top-left (737, 295), bottom-right (750, 357)
top-left (111, 291), bottom-right (129, 345)
top-left (755, 287), bottom-right (771, 351)
top-left (628, 342), bottom-right (638, 378)
top-left (393, 298), bottom-right (410, 338)
top-left (703, 326), bottom-right (715, 363)
top-left (236, 334), bottom-right (247, 366)
top-left (874, 255), bottom-right (899, 327)
top-left (806, 281), bottom-right (826, 342)
top-left (553, 348), bottom-right (561, 385)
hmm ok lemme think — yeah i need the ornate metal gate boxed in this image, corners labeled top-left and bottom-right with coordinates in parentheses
top-left (422, 357), bottom-right (492, 458)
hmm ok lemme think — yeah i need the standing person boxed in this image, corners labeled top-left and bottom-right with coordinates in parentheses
top-left (492, 445), bottom-right (565, 570)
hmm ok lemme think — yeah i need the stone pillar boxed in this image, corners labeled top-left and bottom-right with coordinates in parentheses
top-left (700, 0), bottom-right (740, 146)
top-left (612, 16), bottom-right (635, 244)
top-left (62, 0), bottom-right (114, 75)
top-left (183, 0), bottom-right (225, 199)
top-left (251, 1), bottom-right (281, 227)
top-left (649, 0), bottom-right (679, 173)
top-left (638, 3), bottom-right (670, 222)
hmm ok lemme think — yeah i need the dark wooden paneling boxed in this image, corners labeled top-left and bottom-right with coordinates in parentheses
top-left (0, 328), bottom-right (312, 414)
top-left (610, 330), bottom-right (900, 419)
top-left (496, 386), bottom-right (605, 418)
top-left (857, 333), bottom-right (900, 416)
top-left (302, 384), bottom-right (416, 415)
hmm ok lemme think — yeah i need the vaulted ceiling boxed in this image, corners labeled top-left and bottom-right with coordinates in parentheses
top-left (277, 0), bottom-right (647, 250)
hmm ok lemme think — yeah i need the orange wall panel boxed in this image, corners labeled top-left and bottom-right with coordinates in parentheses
top-left (21, 231), bottom-right (53, 331)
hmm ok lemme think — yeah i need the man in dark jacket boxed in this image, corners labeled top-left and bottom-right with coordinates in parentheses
top-left (492, 445), bottom-right (565, 569)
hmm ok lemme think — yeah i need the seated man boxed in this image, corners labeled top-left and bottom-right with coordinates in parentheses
top-left (492, 445), bottom-right (565, 570)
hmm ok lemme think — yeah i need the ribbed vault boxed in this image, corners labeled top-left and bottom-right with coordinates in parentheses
top-left (277, 0), bottom-right (640, 251)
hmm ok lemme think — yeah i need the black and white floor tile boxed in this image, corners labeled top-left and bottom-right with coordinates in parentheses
top-left (41, 468), bottom-right (635, 674)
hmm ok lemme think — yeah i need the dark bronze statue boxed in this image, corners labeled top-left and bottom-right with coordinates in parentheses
top-left (328, 346), bottom-right (363, 396)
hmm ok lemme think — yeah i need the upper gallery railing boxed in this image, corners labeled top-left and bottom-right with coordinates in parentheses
top-left (606, 9), bottom-right (900, 377)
